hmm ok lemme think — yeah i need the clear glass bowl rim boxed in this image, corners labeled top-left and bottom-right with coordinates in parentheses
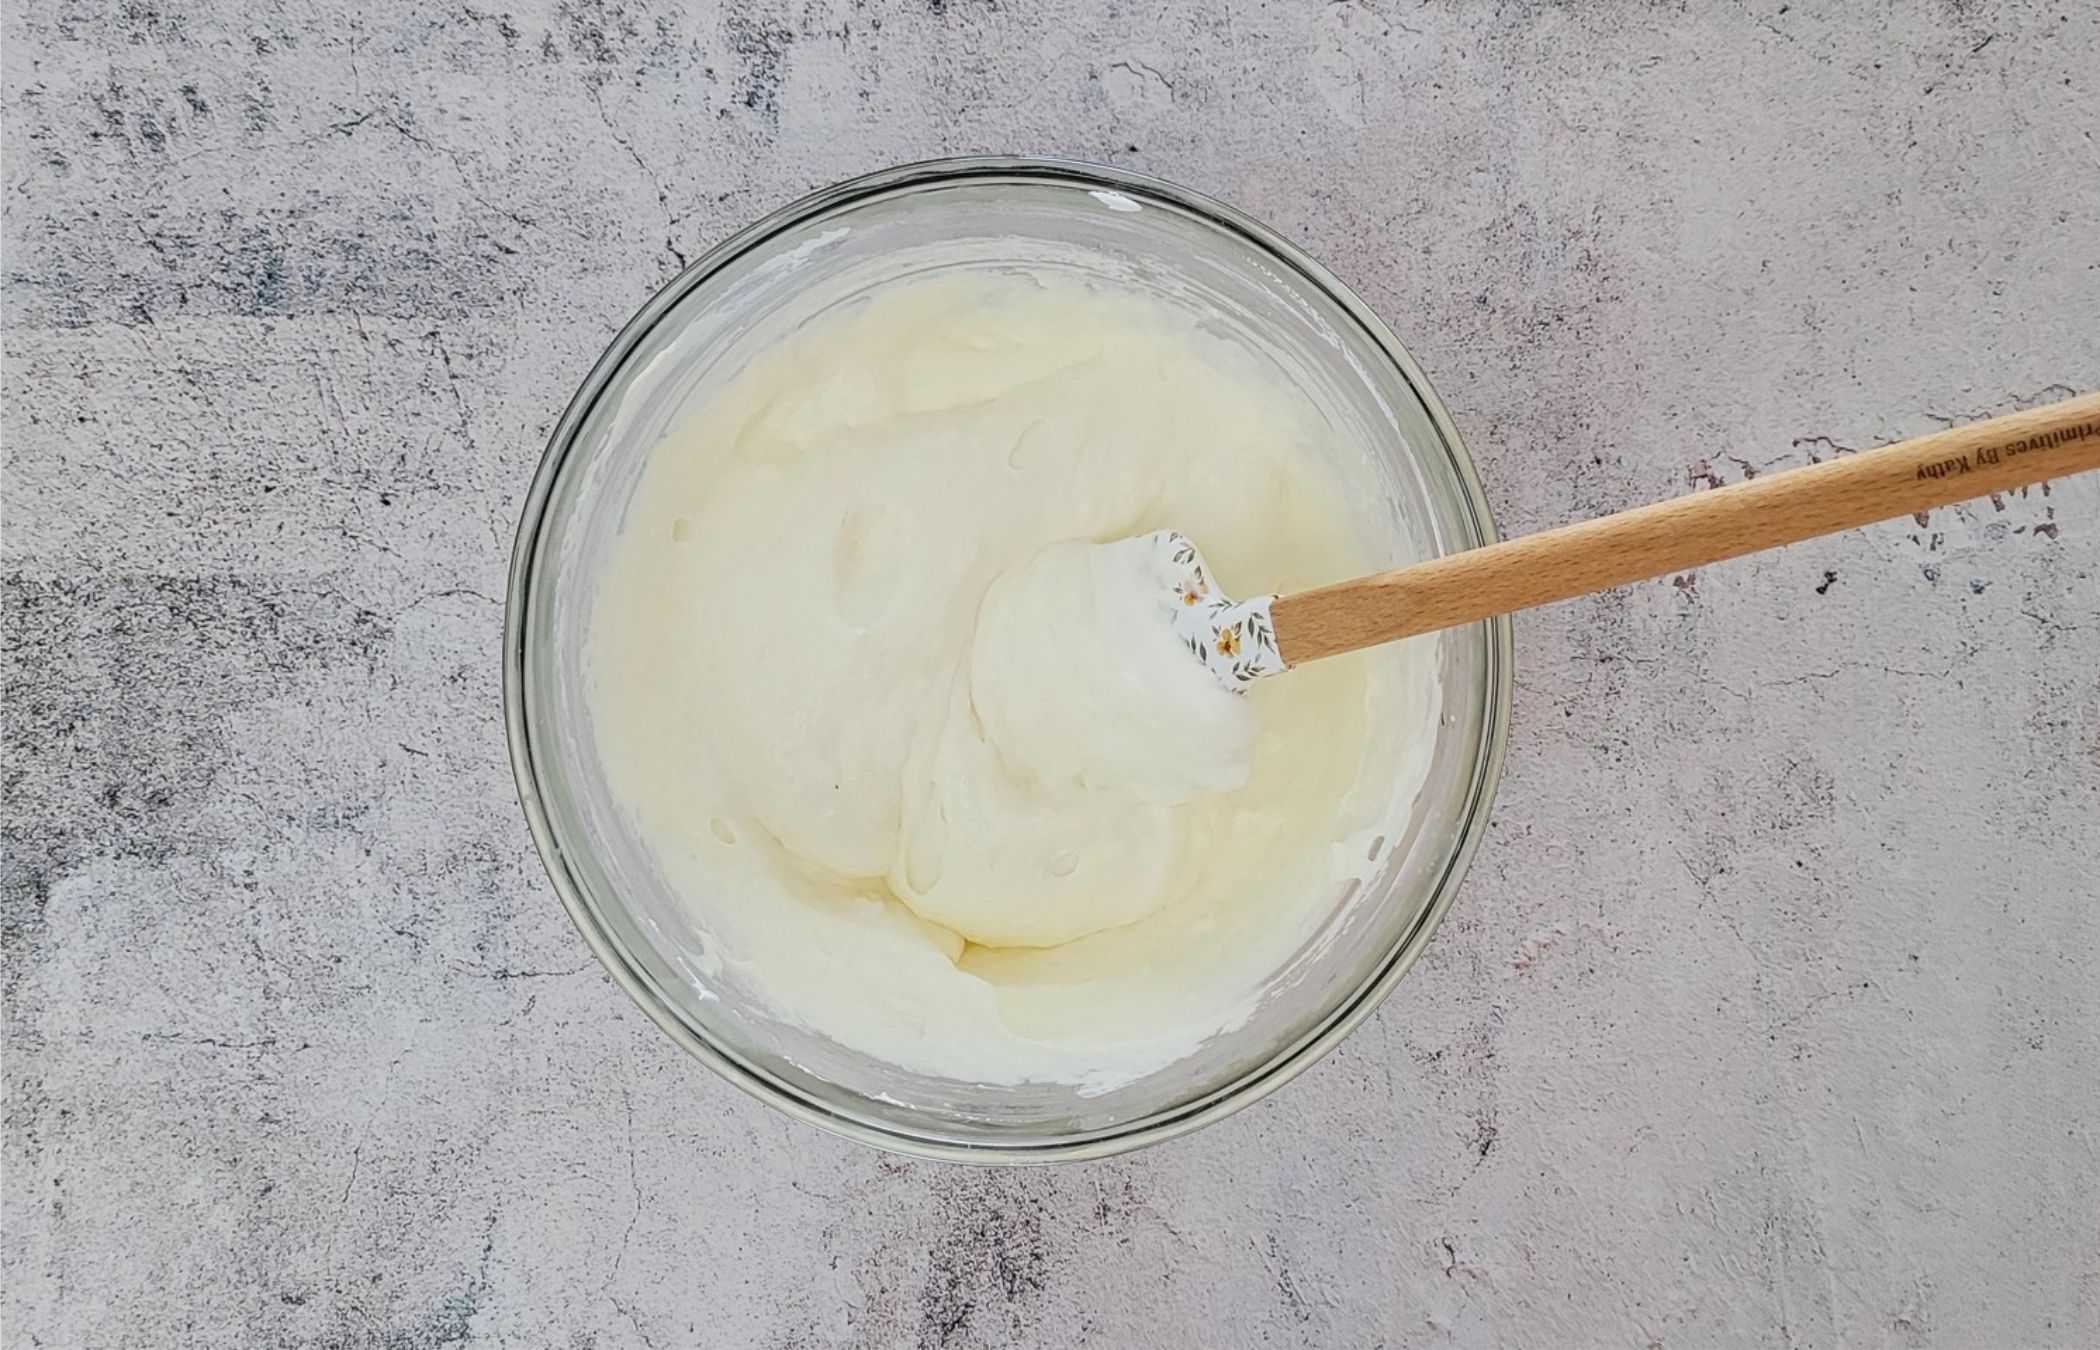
top-left (503, 155), bottom-right (1515, 1163)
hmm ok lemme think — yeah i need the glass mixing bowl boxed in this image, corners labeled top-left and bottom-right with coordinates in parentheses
top-left (505, 158), bottom-right (1512, 1161)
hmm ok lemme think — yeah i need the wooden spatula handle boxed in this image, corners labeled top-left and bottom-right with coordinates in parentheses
top-left (1273, 391), bottom-right (2100, 665)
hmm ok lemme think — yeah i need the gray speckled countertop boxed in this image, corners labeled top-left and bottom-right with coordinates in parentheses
top-left (5, 2), bottom-right (2098, 1346)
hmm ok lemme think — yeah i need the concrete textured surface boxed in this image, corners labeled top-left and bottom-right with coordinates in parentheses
top-left (5, 0), bottom-right (2098, 1345)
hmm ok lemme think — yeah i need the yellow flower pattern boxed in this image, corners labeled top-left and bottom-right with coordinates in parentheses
top-left (1158, 530), bottom-right (1285, 691)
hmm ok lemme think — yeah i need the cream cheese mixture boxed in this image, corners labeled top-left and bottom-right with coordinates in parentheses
top-left (590, 272), bottom-right (1435, 1088)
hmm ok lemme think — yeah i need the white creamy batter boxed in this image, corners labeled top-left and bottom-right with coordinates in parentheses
top-left (590, 272), bottom-right (1435, 1088)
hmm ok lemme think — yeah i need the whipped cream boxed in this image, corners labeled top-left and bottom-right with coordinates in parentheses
top-left (588, 272), bottom-right (1435, 1087)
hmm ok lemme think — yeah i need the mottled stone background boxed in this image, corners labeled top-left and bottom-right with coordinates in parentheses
top-left (4, 1), bottom-right (2097, 1346)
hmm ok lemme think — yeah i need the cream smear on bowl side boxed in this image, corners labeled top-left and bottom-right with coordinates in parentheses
top-left (588, 271), bottom-right (1438, 1090)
